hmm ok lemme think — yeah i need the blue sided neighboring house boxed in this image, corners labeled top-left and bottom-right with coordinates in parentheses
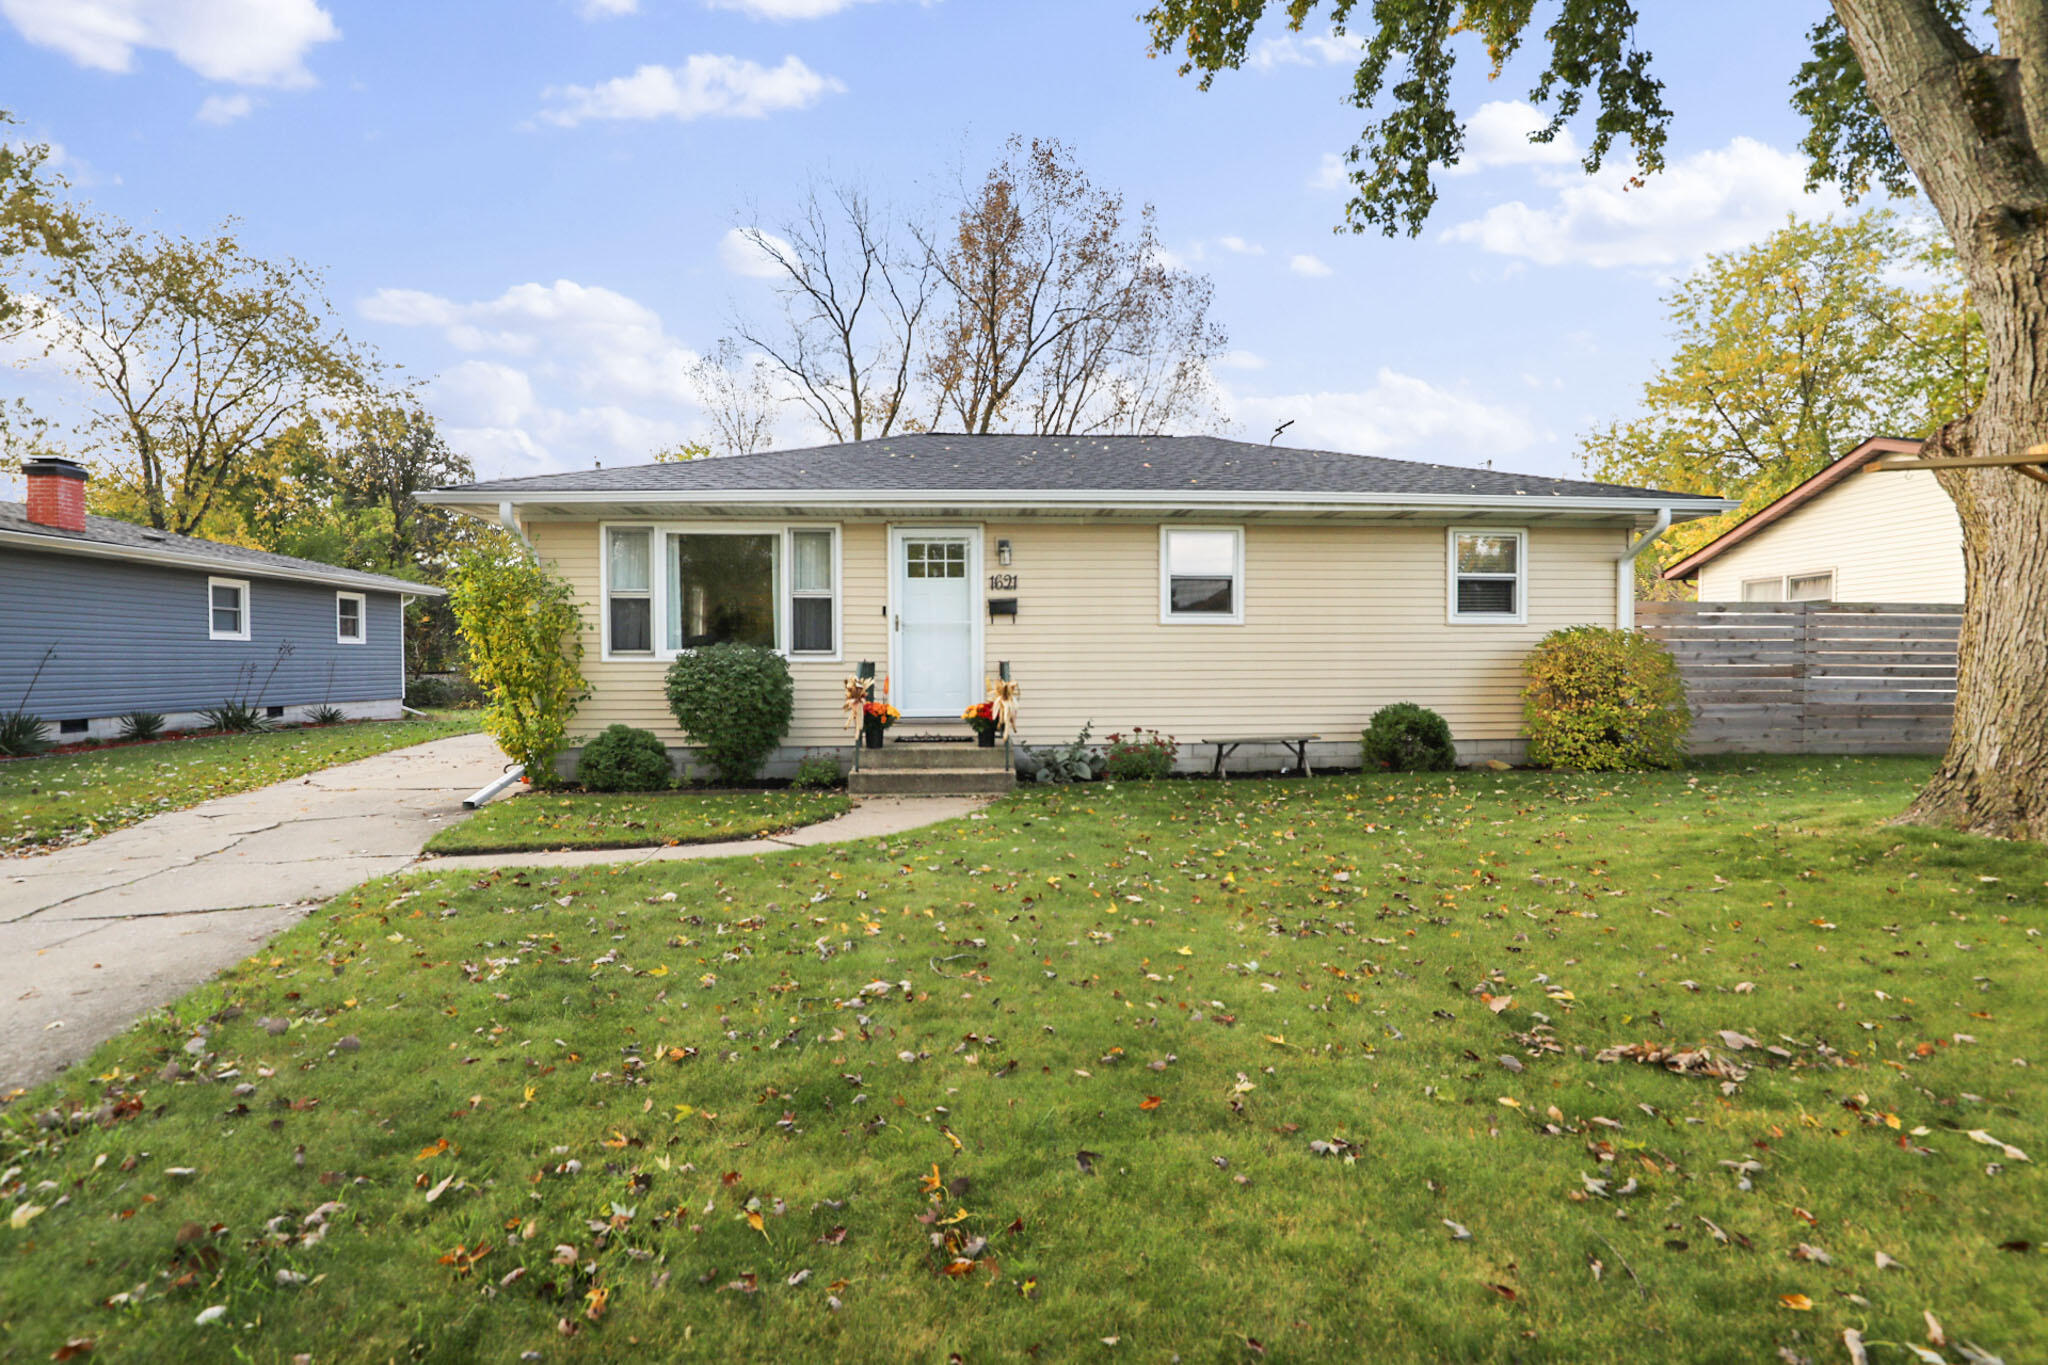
top-left (1, 457), bottom-right (444, 742)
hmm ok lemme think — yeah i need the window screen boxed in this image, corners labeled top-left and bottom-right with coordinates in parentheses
top-left (1164, 529), bottom-right (1239, 617)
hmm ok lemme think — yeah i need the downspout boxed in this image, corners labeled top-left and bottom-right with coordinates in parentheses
top-left (1614, 507), bottom-right (1673, 630)
top-left (499, 500), bottom-right (532, 551)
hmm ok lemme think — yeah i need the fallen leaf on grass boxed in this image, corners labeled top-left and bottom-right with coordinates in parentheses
top-left (10, 1204), bottom-right (44, 1230)
top-left (50, 1339), bottom-right (94, 1361)
top-left (1075, 1150), bottom-right (1099, 1175)
top-left (416, 1138), bottom-right (451, 1161)
top-left (1442, 1220), bottom-right (1471, 1241)
top-left (1596, 1041), bottom-right (1747, 1082)
top-left (1779, 1294), bottom-right (1812, 1311)
top-left (423, 1172), bottom-right (457, 1203)
top-left (1138, 1096), bottom-right (1163, 1111)
top-left (1842, 1328), bottom-right (1868, 1365)
top-left (194, 1306), bottom-right (227, 1326)
top-left (1874, 1250), bottom-right (1904, 1270)
top-left (1966, 1130), bottom-right (2030, 1162)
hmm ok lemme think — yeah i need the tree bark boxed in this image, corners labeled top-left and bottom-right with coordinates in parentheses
top-left (1835, 0), bottom-right (2048, 838)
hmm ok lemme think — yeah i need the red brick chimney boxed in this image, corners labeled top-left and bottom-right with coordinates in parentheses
top-left (23, 457), bottom-right (89, 533)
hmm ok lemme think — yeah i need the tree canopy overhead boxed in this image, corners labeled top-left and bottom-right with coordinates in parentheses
top-left (1141, 1), bottom-right (2048, 840)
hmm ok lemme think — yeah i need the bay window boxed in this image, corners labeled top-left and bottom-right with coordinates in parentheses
top-left (603, 524), bottom-right (838, 660)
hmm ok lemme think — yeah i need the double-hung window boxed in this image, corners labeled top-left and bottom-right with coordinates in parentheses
top-left (208, 577), bottom-right (251, 640)
top-left (607, 528), bottom-right (654, 654)
top-left (1448, 529), bottom-right (1526, 623)
top-left (336, 592), bottom-right (366, 643)
top-left (788, 528), bottom-right (837, 655)
top-left (603, 524), bottom-right (839, 659)
top-left (1160, 527), bottom-right (1243, 624)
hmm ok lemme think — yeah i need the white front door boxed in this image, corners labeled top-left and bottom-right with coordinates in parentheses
top-left (890, 527), bottom-right (980, 717)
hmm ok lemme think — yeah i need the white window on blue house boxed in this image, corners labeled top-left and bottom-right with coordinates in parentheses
top-left (208, 577), bottom-right (251, 640)
top-left (336, 591), bottom-right (367, 643)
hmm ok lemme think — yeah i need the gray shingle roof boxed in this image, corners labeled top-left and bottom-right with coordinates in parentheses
top-left (430, 434), bottom-right (1715, 503)
top-left (0, 502), bottom-right (443, 596)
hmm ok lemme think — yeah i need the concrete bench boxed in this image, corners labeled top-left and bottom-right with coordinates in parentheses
top-left (1198, 735), bottom-right (1322, 778)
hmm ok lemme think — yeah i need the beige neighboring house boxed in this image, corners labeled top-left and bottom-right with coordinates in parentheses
top-left (1663, 437), bottom-right (1965, 603)
top-left (422, 435), bottom-right (1730, 774)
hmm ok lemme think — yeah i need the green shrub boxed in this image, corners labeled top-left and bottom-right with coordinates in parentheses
top-left (575, 724), bottom-right (674, 791)
top-left (407, 675), bottom-right (484, 709)
top-left (1103, 727), bottom-right (1177, 780)
top-left (118, 711), bottom-right (167, 741)
top-left (0, 711), bottom-right (49, 757)
top-left (447, 545), bottom-right (587, 783)
top-left (1522, 626), bottom-right (1690, 771)
top-left (792, 755), bottom-right (844, 789)
top-left (202, 700), bottom-right (271, 734)
top-left (664, 644), bottom-right (794, 785)
top-left (1029, 722), bottom-right (1105, 784)
top-left (306, 705), bottom-right (349, 727)
top-left (1361, 702), bottom-right (1458, 772)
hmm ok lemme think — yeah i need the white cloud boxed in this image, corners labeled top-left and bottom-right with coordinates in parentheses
top-left (577, 0), bottom-right (637, 16)
top-left (1444, 100), bottom-right (1579, 176)
top-left (718, 226), bottom-right (796, 279)
top-left (194, 92), bottom-right (255, 125)
top-left (359, 279), bottom-right (717, 475)
top-left (1217, 235), bottom-right (1264, 257)
top-left (1309, 153), bottom-right (1348, 192)
top-left (0, 0), bottom-right (337, 87)
top-left (539, 54), bottom-right (844, 126)
top-left (1249, 28), bottom-right (1358, 71)
top-left (1443, 136), bottom-right (1844, 269)
top-left (1287, 253), bottom-right (1332, 278)
top-left (1225, 368), bottom-right (1536, 463)
top-left (1214, 349), bottom-right (1267, 372)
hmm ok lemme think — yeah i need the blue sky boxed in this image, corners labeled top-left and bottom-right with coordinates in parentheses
top-left (2, 0), bottom-right (1865, 485)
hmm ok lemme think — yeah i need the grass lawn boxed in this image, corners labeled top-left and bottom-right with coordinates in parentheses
top-left (425, 789), bottom-right (855, 855)
top-left (2, 757), bottom-right (2043, 1362)
top-left (0, 715), bottom-right (479, 856)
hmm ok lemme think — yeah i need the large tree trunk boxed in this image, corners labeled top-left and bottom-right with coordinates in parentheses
top-left (1836, 1), bottom-right (2048, 839)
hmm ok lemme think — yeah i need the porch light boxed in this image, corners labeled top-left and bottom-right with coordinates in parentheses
top-left (996, 539), bottom-right (1012, 566)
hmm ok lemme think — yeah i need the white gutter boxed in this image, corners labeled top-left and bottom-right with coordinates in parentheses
top-left (0, 526), bottom-right (446, 597)
top-left (424, 486), bottom-right (1736, 518)
top-left (1614, 507), bottom-right (1673, 630)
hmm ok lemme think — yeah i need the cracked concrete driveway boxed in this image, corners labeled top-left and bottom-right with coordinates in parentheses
top-left (0, 732), bottom-right (507, 1092)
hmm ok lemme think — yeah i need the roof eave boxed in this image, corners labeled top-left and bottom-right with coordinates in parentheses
top-left (421, 486), bottom-right (1735, 519)
top-left (1659, 436), bottom-right (1925, 580)
top-left (0, 525), bottom-right (445, 597)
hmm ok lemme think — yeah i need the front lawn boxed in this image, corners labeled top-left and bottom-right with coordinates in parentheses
top-left (424, 788), bottom-right (854, 855)
top-left (0, 715), bottom-right (480, 856)
top-left (3, 758), bottom-right (2042, 1362)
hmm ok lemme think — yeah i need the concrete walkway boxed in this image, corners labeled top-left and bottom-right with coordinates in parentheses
top-left (0, 732), bottom-right (509, 1092)
top-left (408, 794), bottom-right (988, 872)
top-left (1, 735), bottom-right (987, 1093)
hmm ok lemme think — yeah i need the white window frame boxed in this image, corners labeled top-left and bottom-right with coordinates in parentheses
top-left (1158, 524), bottom-right (1245, 626)
top-left (1786, 570), bottom-right (1836, 602)
top-left (598, 521), bottom-right (842, 664)
top-left (1446, 527), bottom-right (1528, 625)
top-left (207, 576), bottom-right (251, 641)
top-left (335, 591), bottom-right (367, 644)
top-left (1740, 576), bottom-right (1786, 603)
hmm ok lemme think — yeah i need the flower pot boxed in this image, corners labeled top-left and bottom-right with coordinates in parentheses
top-left (863, 719), bottom-right (885, 749)
top-left (976, 729), bottom-right (996, 748)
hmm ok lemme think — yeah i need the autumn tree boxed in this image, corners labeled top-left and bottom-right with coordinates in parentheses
top-left (0, 113), bottom-right (82, 341)
top-left (687, 338), bottom-right (779, 456)
top-left (730, 181), bottom-right (934, 443)
top-left (1582, 210), bottom-right (1984, 577)
top-left (921, 137), bottom-right (1227, 435)
top-left (1142, 1), bottom-right (2048, 841)
top-left (17, 213), bottom-right (373, 535)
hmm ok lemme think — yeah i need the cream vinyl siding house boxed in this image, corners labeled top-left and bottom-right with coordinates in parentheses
top-left (426, 435), bottom-right (1730, 774)
top-left (1667, 437), bottom-right (1965, 603)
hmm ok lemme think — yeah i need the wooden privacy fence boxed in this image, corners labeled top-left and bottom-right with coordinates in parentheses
top-left (1637, 601), bottom-right (1962, 754)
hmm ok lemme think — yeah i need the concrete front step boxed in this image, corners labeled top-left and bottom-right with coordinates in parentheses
top-left (849, 767), bottom-right (1017, 796)
top-left (861, 742), bottom-right (1010, 770)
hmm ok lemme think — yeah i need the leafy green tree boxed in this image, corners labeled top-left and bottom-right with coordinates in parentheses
top-left (446, 542), bottom-right (587, 783)
top-left (1581, 211), bottom-right (1983, 576)
top-left (1139, 1), bottom-right (2048, 841)
top-left (0, 112), bottom-right (83, 340)
top-left (19, 212), bottom-right (373, 535)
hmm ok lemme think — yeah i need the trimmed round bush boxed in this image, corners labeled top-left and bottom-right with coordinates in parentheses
top-left (576, 724), bottom-right (674, 791)
top-left (1361, 702), bottom-right (1458, 772)
top-left (664, 644), bottom-right (794, 785)
top-left (1522, 626), bottom-right (1690, 771)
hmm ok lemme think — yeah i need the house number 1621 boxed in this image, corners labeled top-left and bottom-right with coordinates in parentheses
top-left (988, 572), bottom-right (1018, 590)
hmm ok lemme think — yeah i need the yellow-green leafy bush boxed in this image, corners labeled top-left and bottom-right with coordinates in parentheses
top-left (1522, 626), bottom-right (1689, 771)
